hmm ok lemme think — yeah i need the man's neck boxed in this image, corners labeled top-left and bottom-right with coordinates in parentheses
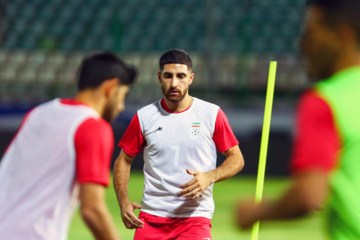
top-left (75, 90), bottom-right (105, 116)
top-left (333, 51), bottom-right (360, 75)
top-left (164, 95), bottom-right (193, 113)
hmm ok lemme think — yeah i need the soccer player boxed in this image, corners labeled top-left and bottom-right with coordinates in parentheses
top-left (113, 49), bottom-right (244, 240)
top-left (236, 0), bottom-right (360, 239)
top-left (0, 52), bottom-right (137, 240)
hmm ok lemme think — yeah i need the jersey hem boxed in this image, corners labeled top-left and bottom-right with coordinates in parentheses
top-left (217, 141), bottom-right (239, 153)
top-left (77, 178), bottom-right (109, 187)
top-left (118, 142), bottom-right (140, 156)
top-left (140, 209), bottom-right (212, 219)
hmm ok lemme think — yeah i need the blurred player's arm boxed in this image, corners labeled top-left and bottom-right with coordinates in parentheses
top-left (179, 145), bottom-right (244, 199)
top-left (79, 183), bottom-right (121, 240)
top-left (236, 170), bottom-right (329, 229)
top-left (236, 92), bottom-right (336, 229)
top-left (113, 150), bottom-right (144, 229)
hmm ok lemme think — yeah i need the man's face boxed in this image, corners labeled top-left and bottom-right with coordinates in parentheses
top-left (300, 6), bottom-right (341, 80)
top-left (158, 64), bottom-right (194, 103)
top-left (103, 85), bottom-right (129, 122)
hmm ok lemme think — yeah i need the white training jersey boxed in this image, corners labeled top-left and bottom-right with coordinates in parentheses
top-left (138, 98), bottom-right (220, 219)
top-left (0, 99), bottom-right (99, 240)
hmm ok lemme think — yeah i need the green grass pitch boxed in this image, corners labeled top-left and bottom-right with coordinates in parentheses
top-left (68, 171), bottom-right (325, 240)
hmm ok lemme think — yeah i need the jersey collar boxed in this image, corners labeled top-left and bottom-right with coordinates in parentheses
top-left (160, 98), bottom-right (193, 114)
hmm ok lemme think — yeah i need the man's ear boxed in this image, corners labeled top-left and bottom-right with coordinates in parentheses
top-left (189, 73), bottom-right (194, 85)
top-left (338, 24), bottom-right (358, 49)
top-left (158, 72), bottom-right (162, 83)
top-left (103, 78), bottom-right (119, 97)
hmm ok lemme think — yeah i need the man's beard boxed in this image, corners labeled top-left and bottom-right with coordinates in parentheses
top-left (102, 102), bottom-right (116, 123)
top-left (162, 86), bottom-right (189, 103)
top-left (302, 45), bottom-right (339, 82)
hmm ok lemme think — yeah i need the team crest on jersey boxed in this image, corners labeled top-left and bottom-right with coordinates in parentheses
top-left (191, 122), bottom-right (200, 136)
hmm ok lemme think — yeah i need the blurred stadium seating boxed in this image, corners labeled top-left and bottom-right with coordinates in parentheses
top-left (0, 0), bottom-right (307, 106)
top-left (0, 0), bottom-right (308, 175)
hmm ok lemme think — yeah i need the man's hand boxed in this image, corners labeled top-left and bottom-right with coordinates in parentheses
top-left (178, 169), bottom-right (212, 200)
top-left (120, 201), bottom-right (144, 229)
top-left (235, 199), bottom-right (261, 229)
top-left (113, 151), bottom-right (143, 230)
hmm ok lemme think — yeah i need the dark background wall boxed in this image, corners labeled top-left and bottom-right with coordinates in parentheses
top-left (111, 125), bottom-right (293, 176)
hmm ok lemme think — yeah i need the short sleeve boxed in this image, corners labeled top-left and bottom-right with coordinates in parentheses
top-left (118, 113), bottom-right (146, 156)
top-left (290, 90), bottom-right (341, 174)
top-left (75, 118), bottom-right (114, 186)
top-left (212, 108), bottom-right (239, 152)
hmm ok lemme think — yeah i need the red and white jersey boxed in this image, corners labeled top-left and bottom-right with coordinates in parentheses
top-left (0, 99), bottom-right (114, 240)
top-left (119, 97), bottom-right (238, 219)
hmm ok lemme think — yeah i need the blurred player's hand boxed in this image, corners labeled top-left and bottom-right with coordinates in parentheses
top-left (235, 199), bottom-right (262, 229)
top-left (178, 169), bottom-right (212, 200)
top-left (120, 201), bottom-right (144, 229)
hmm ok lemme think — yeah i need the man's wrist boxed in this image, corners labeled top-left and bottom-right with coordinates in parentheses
top-left (257, 201), bottom-right (274, 221)
top-left (118, 195), bottom-right (130, 209)
top-left (205, 171), bottom-right (216, 185)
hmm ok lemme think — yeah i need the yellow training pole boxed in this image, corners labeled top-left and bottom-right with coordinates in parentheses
top-left (251, 61), bottom-right (277, 240)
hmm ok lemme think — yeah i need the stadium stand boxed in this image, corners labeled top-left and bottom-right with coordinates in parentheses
top-left (0, 0), bottom-right (307, 106)
top-left (0, 0), bottom-right (308, 175)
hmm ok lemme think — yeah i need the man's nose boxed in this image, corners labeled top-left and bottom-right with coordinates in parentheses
top-left (170, 78), bottom-right (178, 88)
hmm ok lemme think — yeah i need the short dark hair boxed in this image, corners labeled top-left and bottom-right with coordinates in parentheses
top-left (77, 51), bottom-right (137, 91)
top-left (307, 0), bottom-right (360, 40)
top-left (159, 49), bottom-right (193, 71)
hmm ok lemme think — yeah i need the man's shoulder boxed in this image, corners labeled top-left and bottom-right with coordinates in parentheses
top-left (32, 98), bottom-right (58, 110)
top-left (138, 100), bottom-right (161, 115)
top-left (194, 97), bottom-right (219, 107)
top-left (76, 117), bottom-right (112, 141)
top-left (299, 89), bottom-right (329, 108)
top-left (193, 97), bottom-right (220, 112)
top-left (80, 117), bottom-right (110, 129)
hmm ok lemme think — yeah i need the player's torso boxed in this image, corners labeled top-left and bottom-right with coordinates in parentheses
top-left (137, 98), bottom-right (219, 218)
top-left (0, 99), bottom-right (99, 240)
top-left (316, 67), bottom-right (360, 239)
top-left (139, 98), bottom-right (218, 175)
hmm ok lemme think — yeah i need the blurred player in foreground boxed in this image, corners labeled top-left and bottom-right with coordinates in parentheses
top-left (114, 49), bottom-right (244, 240)
top-left (0, 52), bottom-right (136, 240)
top-left (236, 0), bottom-right (360, 239)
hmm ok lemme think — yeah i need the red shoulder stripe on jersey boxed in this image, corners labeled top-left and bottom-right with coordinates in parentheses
top-left (290, 90), bottom-right (341, 174)
top-left (118, 113), bottom-right (146, 156)
top-left (213, 108), bottom-right (239, 153)
top-left (75, 117), bottom-right (114, 187)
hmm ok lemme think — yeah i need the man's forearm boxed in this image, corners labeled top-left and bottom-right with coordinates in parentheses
top-left (81, 203), bottom-right (121, 240)
top-left (79, 183), bottom-right (120, 240)
top-left (113, 151), bottom-right (132, 207)
top-left (236, 171), bottom-right (329, 229)
top-left (261, 172), bottom-right (329, 220)
top-left (207, 146), bottom-right (244, 183)
top-left (113, 151), bottom-right (144, 229)
top-left (257, 191), bottom-right (313, 222)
